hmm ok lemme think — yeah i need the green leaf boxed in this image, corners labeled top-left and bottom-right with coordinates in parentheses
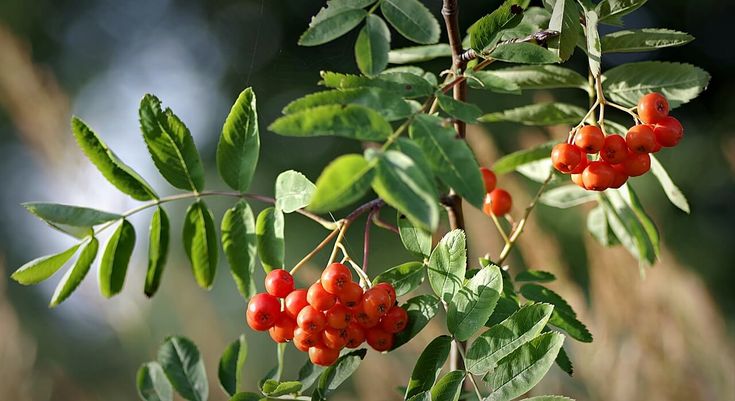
top-left (298, 360), bottom-right (325, 392)
top-left (548, 0), bottom-right (579, 61)
top-left (427, 230), bottom-right (466, 303)
top-left (23, 202), bottom-right (121, 238)
top-left (430, 371), bottom-right (464, 401)
top-left (11, 244), bottom-right (80, 285)
top-left (50, 237), bottom-right (98, 307)
top-left (71, 117), bottom-right (157, 201)
top-left (447, 264), bottom-right (503, 341)
top-left (488, 65), bottom-right (588, 90)
top-left (99, 219), bottom-right (136, 298)
top-left (397, 213), bottom-right (432, 258)
top-left (275, 170), bottom-right (316, 213)
top-left (218, 335), bottom-right (248, 397)
top-left (554, 344), bottom-right (574, 376)
top-left (596, 0), bottom-right (646, 23)
top-left (492, 141), bottom-right (557, 174)
top-left (650, 155), bottom-right (690, 213)
top-left (298, 1), bottom-right (367, 46)
top-left (600, 190), bottom-right (656, 265)
top-left (228, 393), bottom-right (262, 401)
top-left (435, 93), bottom-right (482, 123)
top-left (309, 154), bottom-right (375, 213)
top-left (380, 0), bottom-right (440, 45)
top-left (484, 332), bottom-right (565, 401)
top-left (601, 28), bottom-right (693, 53)
top-left (145, 207), bottom-right (170, 297)
top-left (540, 185), bottom-right (597, 208)
top-left (490, 42), bottom-right (561, 65)
top-left (388, 44), bottom-right (451, 64)
top-left (466, 303), bottom-right (553, 375)
top-left (522, 396), bottom-right (575, 401)
top-left (217, 88), bottom-right (259, 193)
top-left (409, 114), bottom-right (485, 208)
top-left (587, 205), bottom-right (619, 247)
top-left (481, 103), bottom-right (584, 125)
top-left (388, 138), bottom-right (434, 179)
top-left (313, 349), bottom-right (367, 400)
top-left (355, 15), bottom-right (390, 77)
top-left (221, 201), bottom-right (257, 300)
top-left (157, 336), bottom-right (208, 401)
top-left (469, 0), bottom-right (526, 51)
top-left (619, 185), bottom-right (660, 258)
top-left (516, 270), bottom-right (556, 283)
top-left (261, 380), bottom-right (302, 397)
top-left (407, 392), bottom-right (431, 401)
top-left (321, 71), bottom-right (434, 98)
top-left (256, 207), bottom-right (285, 272)
top-left (139, 94), bottom-right (205, 191)
top-left (368, 149), bottom-right (439, 231)
top-left (374, 261), bottom-right (425, 297)
top-left (283, 87), bottom-right (412, 122)
top-left (405, 335), bottom-right (452, 399)
top-left (392, 294), bottom-right (441, 349)
top-left (465, 70), bottom-right (522, 94)
top-left (137, 362), bottom-right (173, 401)
top-left (583, 10), bottom-right (601, 76)
top-left (520, 284), bottom-right (593, 342)
top-left (183, 201), bottom-right (218, 289)
top-left (269, 104), bottom-right (392, 141)
top-left (602, 61), bottom-right (710, 108)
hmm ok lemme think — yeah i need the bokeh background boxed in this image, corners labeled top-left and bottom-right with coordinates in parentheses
top-left (1, 0), bottom-right (734, 400)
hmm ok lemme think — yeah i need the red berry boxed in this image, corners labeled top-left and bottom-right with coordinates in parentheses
top-left (609, 167), bottom-right (628, 189)
top-left (269, 315), bottom-right (296, 343)
top-left (551, 143), bottom-right (584, 173)
top-left (321, 263), bottom-right (352, 295)
top-left (483, 189), bottom-right (512, 217)
top-left (652, 116), bottom-right (683, 147)
top-left (284, 289), bottom-right (309, 319)
top-left (338, 281), bottom-right (363, 308)
top-left (479, 167), bottom-right (497, 192)
top-left (637, 93), bottom-right (669, 124)
top-left (574, 125), bottom-right (605, 153)
top-left (363, 287), bottom-right (391, 318)
top-left (322, 327), bottom-right (348, 350)
top-left (626, 124), bottom-right (657, 154)
top-left (373, 282), bottom-right (397, 306)
top-left (307, 281), bottom-right (336, 311)
top-left (265, 269), bottom-right (295, 298)
top-left (582, 161), bottom-right (615, 191)
top-left (297, 305), bottom-right (326, 333)
top-left (380, 306), bottom-right (408, 334)
top-left (571, 173), bottom-right (586, 189)
top-left (309, 345), bottom-right (340, 366)
top-left (569, 154), bottom-right (589, 175)
top-left (294, 327), bottom-right (321, 351)
top-left (366, 327), bottom-right (394, 352)
top-left (345, 322), bottom-right (366, 348)
top-left (246, 293), bottom-right (281, 331)
top-left (354, 303), bottom-right (380, 328)
top-left (600, 135), bottom-right (628, 164)
top-left (619, 152), bottom-right (650, 177)
top-left (325, 304), bottom-right (352, 329)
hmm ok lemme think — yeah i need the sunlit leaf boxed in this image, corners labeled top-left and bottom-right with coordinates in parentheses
top-left (405, 335), bottom-right (451, 399)
top-left (275, 170), bottom-right (316, 213)
top-left (490, 42), bottom-right (561, 64)
top-left (447, 264), bottom-right (503, 341)
top-left (601, 28), bottom-right (694, 53)
top-left (374, 261), bottom-right (425, 297)
top-left (388, 44), bottom-right (451, 64)
top-left (548, 0), bottom-right (579, 61)
top-left (283, 87), bottom-right (412, 122)
top-left (256, 207), bottom-right (285, 272)
top-left (11, 244), bottom-right (80, 285)
top-left (469, 0), bottom-right (526, 51)
top-left (50, 237), bottom-right (98, 307)
top-left (157, 336), bottom-right (208, 401)
top-left (309, 154), bottom-right (375, 213)
top-left (269, 104), bottom-right (392, 141)
top-left (392, 294), bottom-right (441, 349)
top-left (217, 88), bottom-right (260, 192)
top-left (23, 202), bottom-right (121, 238)
top-left (650, 154), bottom-right (690, 213)
top-left (397, 213), bottom-right (432, 258)
top-left (137, 362), bottom-right (173, 401)
top-left (480, 103), bottom-right (585, 125)
top-left (583, 10), bottom-right (601, 76)
top-left (298, 1), bottom-right (368, 46)
top-left (487, 65), bottom-right (588, 91)
top-left (427, 230), bottom-right (466, 303)
top-left (99, 219), bottom-right (136, 298)
top-left (313, 349), bottom-right (367, 400)
top-left (430, 371), bottom-right (464, 401)
top-left (540, 185), bottom-right (597, 208)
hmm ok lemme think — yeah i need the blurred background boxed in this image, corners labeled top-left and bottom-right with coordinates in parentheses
top-left (1, 0), bottom-right (734, 400)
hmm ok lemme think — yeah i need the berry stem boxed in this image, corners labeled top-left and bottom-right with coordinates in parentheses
top-left (289, 226), bottom-right (341, 275)
top-left (371, 211), bottom-right (399, 234)
top-left (454, 337), bottom-right (484, 400)
top-left (489, 209), bottom-right (511, 246)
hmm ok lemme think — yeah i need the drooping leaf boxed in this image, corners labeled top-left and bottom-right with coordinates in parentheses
top-left (430, 371), bottom-right (464, 401)
top-left (309, 154), bottom-right (375, 213)
top-left (601, 28), bottom-right (694, 53)
top-left (480, 103), bottom-right (585, 125)
top-left (11, 244), bottom-right (80, 285)
top-left (650, 154), bottom-right (690, 213)
top-left (427, 230), bottom-right (466, 303)
top-left (435, 93), bottom-right (483, 123)
top-left (397, 213), bottom-right (432, 258)
top-left (540, 185), bottom-right (597, 208)
top-left (355, 15), bottom-right (391, 76)
top-left (392, 294), bottom-right (441, 349)
top-left (548, 0), bottom-right (579, 61)
top-left (484, 332), bottom-right (565, 401)
top-left (602, 62), bottom-right (710, 108)
top-left (269, 104), bottom-right (392, 140)
top-left (157, 336), bottom-right (208, 401)
top-left (221, 201), bottom-right (257, 300)
top-left (145, 207), bottom-right (170, 297)
top-left (516, 270), bottom-right (556, 283)
top-left (71, 117), bottom-right (157, 200)
top-left (298, 1), bottom-right (368, 46)
top-left (275, 170), bottom-right (316, 213)
top-left (49, 237), bottom-right (98, 307)
top-left (583, 10), bottom-right (601, 76)
top-left (23, 202), bottom-right (121, 238)
top-left (487, 65), bottom-right (588, 91)
top-left (261, 380), bottom-right (302, 397)
top-left (520, 284), bottom-right (593, 342)
top-left (283, 87), bottom-right (412, 122)
top-left (555, 344), bottom-right (574, 376)
top-left (218, 335), bottom-right (248, 397)
top-left (493, 141), bottom-right (556, 174)
top-left (596, 0), bottom-right (647, 24)
top-left (139, 94), bottom-right (205, 191)
top-left (587, 205), bottom-right (619, 247)
top-left (255, 207), bottom-right (285, 272)
top-left (217, 88), bottom-right (260, 193)
top-left (469, 0), bottom-right (526, 51)
top-left (99, 219), bottom-right (136, 298)
top-left (388, 44), bottom-right (451, 64)
top-left (405, 335), bottom-right (452, 399)
top-left (447, 264), bottom-right (503, 341)
top-left (619, 185), bottom-right (660, 259)
top-left (380, 0), bottom-right (440, 45)
top-left (465, 70), bottom-right (522, 94)
top-left (466, 303), bottom-right (553, 375)
top-left (490, 42), bottom-right (562, 64)
top-left (182, 201), bottom-right (218, 289)
top-left (298, 360), bottom-right (325, 391)
top-left (374, 261), bottom-right (425, 297)
top-left (600, 190), bottom-right (656, 265)
top-left (137, 362), bottom-right (173, 401)
top-left (313, 349), bottom-right (367, 400)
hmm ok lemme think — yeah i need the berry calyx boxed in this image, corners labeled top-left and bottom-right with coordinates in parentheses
top-left (265, 269), bottom-right (295, 298)
top-left (321, 262), bottom-right (352, 295)
top-left (363, 287), bottom-right (391, 318)
top-left (479, 167), bottom-right (497, 192)
top-left (551, 143), bottom-right (584, 173)
top-left (294, 327), bottom-right (322, 351)
top-left (380, 306), bottom-right (408, 334)
top-left (338, 281), bottom-right (363, 308)
top-left (269, 315), bottom-right (296, 343)
top-left (296, 305), bottom-right (326, 333)
top-left (354, 303), bottom-right (380, 328)
top-left (366, 327), bottom-right (394, 352)
top-left (307, 281), bottom-right (336, 311)
top-left (309, 345), bottom-right (340, 366)
top-left (619, 152), bottom-right (650, 177)
top-left (582, 161), bottom-right (615, 191)
top-left (345, 322), bottom-right (366, 348)
top-left (600, 135), bottom-right (628, 164)
top-left (626, 124), bottom-right (657, 154)
top-left (325, 304), bottom-right (352, 329)
top-left (483, 189), bottom-right (512, 216)
top-left (637, 92), bottom-right (669, 124)
top-left (574, 125), bottom-right (605, 153)
top-left (652, 116), bottom-right (683, 147)
top-left (322, 327), bottom-right (349, 350)
top-left (284, 289), bottom-right (309, 319)
top-left (246, 293), bottom-right (281, 331)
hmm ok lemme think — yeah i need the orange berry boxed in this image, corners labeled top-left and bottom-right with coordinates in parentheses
top-left (574, 125), bottom-right (605, 153)
top-left (619, 152), bottom-right (650, 177)
top-left (600, 135), bottom-right (628, 164)
top-left (269, 315), bottom-right (296, 343)
top-left (652, 116), bottom-right (683, 147)
top-left (637, 93), bottom-right (669, 124)
top-left (309, 345), bottom-right (340, 366)
top-left (479, 167), bottom-right (497, 192)
top-left (551, 143), bottom-right (584, 173)
top-left (366, 327), bottom-right (394, 352)
top-left (582, 161), bottom-right (615, 191)
top-left (626, 124), bottom-right (657, 154)
top-left (483, 189), bottom-right (512, 216)
top-left (307, 281), bottom-right (336, 311)
top-left (321, 262), bottom-right (352, 295)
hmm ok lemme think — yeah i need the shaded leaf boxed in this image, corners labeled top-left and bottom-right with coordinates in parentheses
top-left (583, 10), bottom-right (601, 76)
top-left (397, 213), bottom-right (432, 258)
top-left (309, 154), bottom-right (375, 213)
top-left (587, 205), bottom-right (619, 247)
top-left (157, 336), bottom-right (208, 401)
top-left (218, 335), bottom-right (248, 396)
top-left (430, 371), bottom-right (464, 401)
top-left (217, 88), bottom-right (260, 192)
top-left (183, 201), bottom-right (218, 289)
top-left (321, 71), bottom-right (434, 98)
top-left (601, 28), bottom-right (694, 53)
top-left (145, 207), bottom-right (170, 297)
top-left (23, 202), bottom-right (121, 238)
top-left (298, 1), bottom-right (367, 46)
top-left (405, 335), bottom-right (452, 399)
top-left (488, 65), bottom-right (588, 90)
top-left (222, 201), bottom-right (257, 300)
top-left (516, 270), bottom-right (556, 283)
top-left (600, 190), bottom-right (656, 265)
top-left (619, 185), bottom-right (660, 259)
top-left (520, 284), bottom-right (592, 342)
top-left (436, 93), bottom-right (482, 123)
top-left (427, 230), bottom-right (466, 303)
top-left (137, 362), bottom-right (173, 401)
top-left (380, 0), bottom-right (440, 45)
top-left (596, 0), bottom-right (646, 24)
top-left (355, 15), bottom-right (391, 77)
top-left (313, 349), bottom-right (367, 400)
top-left (650, 154), bottom-right (690, 213)
top-left (11, 244), bottom-right (80, 285)
top-left (269, 104), bottom-right (392, 140)
top-left (392, 294), bottom-right (441, 349)
top-left (555, 345), bottom-right (574, 376)
top-left (388, 44), bottom-right (451, 64)
top-left (298, 360), bottom-right (325, 391)
top-left (283, 87), bottom-right (412, 121)
top-left (374, 261), bottom-right (425, 297)
top-left (99, 219), bottom-right (136, 297)
top-left (469, 0), bottom-right (526, 51)
top-left (256, 207), bottom-right (285, 272)
top-left (50, 237), bottom-right (98, 307)
top-left (275, 170), bottom-right (316, 213)
top-left (540, 185), bottom-right (597, 208)
top-left (447, 264), bottom-right (503, 341)
top-left (492, 141), bottom-right (557, 174)
top-left (465, 70), bottom-right (522, 94)
top-left (548, 0), bottom-right (579, 61)
top-left (480, 103), bottom-right (585, 125)
top-left (490, 42), bottom-right (561, 64)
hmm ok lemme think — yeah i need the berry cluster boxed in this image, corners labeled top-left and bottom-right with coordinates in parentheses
top-left (246, 263), bottom-right (407, 366)
top-left (479, 167), bottom-right (513, 217)
top-left (551, 93), bottom-right (684, 191)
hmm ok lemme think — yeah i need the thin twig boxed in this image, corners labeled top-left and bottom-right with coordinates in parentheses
top-left (371, 211), bottom-right (399, 234)
top-left (455, 339), bottom-right (484, 400)
top-left (289, 226), bottom-right (341, 275)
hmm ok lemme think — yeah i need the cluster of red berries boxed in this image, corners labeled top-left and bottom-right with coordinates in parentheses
top-left (479, 167), bottom-right (513, 217)
top-left (246, 263), bottom-right (407, 366)
top-left (551, 93), bottom-right (684, 191)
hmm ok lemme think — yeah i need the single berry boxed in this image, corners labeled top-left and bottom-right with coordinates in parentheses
top-left (309, 345), bottom-right (340, 366)
top-left (265, 269), bottom-right (295, 298)
top-left (380, 306), bottom-right (408, 334)
top-left (366, 327), bottom-right (394, 352)
top-left (307, 281), bottom-right (337, 311)
top-left (551, 143), bottom-right (584, 173)
top-left (294, 327), bottom-right (321, 351)
top-left (600, 135), bottom-right (628, 164)
top-left (649, 138), bottom-right (662, 153)
top-left (297, 305), bottom-right (326, 333)
top-left (345, 322), bottom-right (366, 348)
top-left (321, 262), bottom-right (352, 295)
top-left (354, 303), bottom-right (380, 328)
top-left (575, 125), bottom-right (605, 153)
top-left (284, 289), bottom-right (309, 319)
top-left (569, 154), bottom-right (589, 175)
top-left (609, 167), bottom-right (628, 189)
top-left (338, 281), bottom-right (363, 308)
top-left (269, 315), bottom-right (296, 343)
top-left (363, 287), bottom-right (391, 318)
top-left (246, 293), bottom-right (281, 331)
top-left (373, 282), bottom-right (397, 307)
top-left (325, 304), bottom-right (352, 329)
top-left (619, 152), bottom-right (650, 177)
top-left (483, 189), bottom-right (512, 217)
top-left (322, 327), bottom-right (349, 350)
top-left (626, 124), bottom-right (657, 154)
top-left (637, 93), bottom-right (669, 124)
top-left (652, 116), bottom-right (683, 147)
top-left (582, 161), bottom-right (615, 191)
top-left (571, 173), bottom-right (586, 189)
top-left (479, 167), bottom-right (497, 193)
